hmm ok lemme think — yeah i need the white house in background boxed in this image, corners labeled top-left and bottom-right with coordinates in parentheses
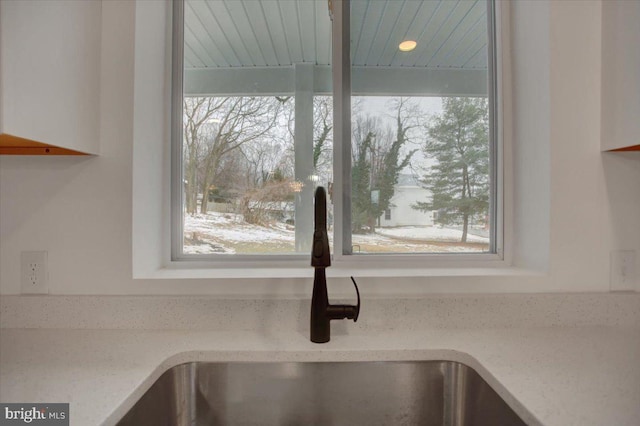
top-left (379, 174), bottom-right (435, 227)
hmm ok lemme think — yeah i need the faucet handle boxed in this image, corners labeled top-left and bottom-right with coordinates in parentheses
top-left (350, 276), bottom-right (360, 322)
top-left (325, 277), bottom-right (361, 322)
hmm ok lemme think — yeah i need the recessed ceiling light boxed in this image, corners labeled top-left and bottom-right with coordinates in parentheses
top-left (399, 40), bottom-right (417, 52)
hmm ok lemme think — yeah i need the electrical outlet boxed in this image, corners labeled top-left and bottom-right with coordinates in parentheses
top-left (610, 250), bottom-right (637, 292)
top-left (20, 251), bottom-right (49, 294)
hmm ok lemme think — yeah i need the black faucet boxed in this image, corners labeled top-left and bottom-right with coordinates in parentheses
top-left (310, 186), bottom-right (360, 343)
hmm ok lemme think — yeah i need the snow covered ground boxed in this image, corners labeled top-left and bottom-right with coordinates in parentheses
top-left (184, 212), bottom-right (489, 254)
top-left (183, 212), bottom-right (294, 254)
top-left (376, 226), bottom-right (489, 243)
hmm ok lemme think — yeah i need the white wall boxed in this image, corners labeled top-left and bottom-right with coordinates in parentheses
top-left (0, 1), bottom-right (638, 296)
top-left (380, 186), bottom-right (434, 227)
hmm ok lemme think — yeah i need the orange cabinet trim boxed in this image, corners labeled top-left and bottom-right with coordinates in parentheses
top-left (0, 133), bottom-right (90, 155)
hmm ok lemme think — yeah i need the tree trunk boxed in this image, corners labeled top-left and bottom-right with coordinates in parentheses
top-left (368, 216), bottom-right (376, 233)
top-left (461, 163), bottom-right (469, 243)
top-left (186, 183), bottom-right (196, 214)
top-left (199, 164), bottom-right (212, 215)
top-left (461, 212), bottom-right (469, 243)
top-left (185, 164), bottom-right (197, 214)
top-left (200, 178), bottom-right (209, 214)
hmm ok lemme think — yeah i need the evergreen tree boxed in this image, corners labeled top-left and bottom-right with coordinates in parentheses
top-left (414, 97), bottom-right (489, 243)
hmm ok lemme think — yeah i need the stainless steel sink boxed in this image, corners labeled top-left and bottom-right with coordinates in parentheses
top-left (117, 361), bottom-right (526, 426)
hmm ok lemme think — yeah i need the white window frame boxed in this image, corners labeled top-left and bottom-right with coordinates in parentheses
top-left (168, 0), bottom-right (509, 274)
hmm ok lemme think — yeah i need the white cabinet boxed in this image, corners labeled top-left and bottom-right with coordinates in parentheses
top-left (601, 0), bottom-right (640, 152)
top-left (0, 0), bottom-right (101, 155)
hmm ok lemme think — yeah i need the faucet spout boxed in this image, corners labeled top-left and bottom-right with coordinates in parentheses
top-left (310, 187), bottom-right (360, 343)
top-left (310, 268), bottom-right (330, 343)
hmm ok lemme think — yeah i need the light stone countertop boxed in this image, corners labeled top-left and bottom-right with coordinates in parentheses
top-left (1, 326), bottom-right (639, 426)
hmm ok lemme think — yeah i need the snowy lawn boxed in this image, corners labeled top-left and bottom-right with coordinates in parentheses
top-left (376, 226), bottom-right (489, 243)
top-left (184, 212), bottom-right (489, 254)
top-left (184, 212), bottom-right (294, 254)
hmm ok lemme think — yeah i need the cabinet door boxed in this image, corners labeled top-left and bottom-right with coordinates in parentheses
top-left (1, 0), bottom-right (101, 154)
top-left (601, 0), bottom-right (640, 152)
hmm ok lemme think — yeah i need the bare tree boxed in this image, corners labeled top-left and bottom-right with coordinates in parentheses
top-left (183, 97), bottom-right (229, 214)
top-left (240, 137), bottom-right (289, 189)
top-left (351, 98), bottom-right (420, 233)
top-left (312, 96), bottom-right (333, 182)
top-left (183, 96), bottom-right (283, 214)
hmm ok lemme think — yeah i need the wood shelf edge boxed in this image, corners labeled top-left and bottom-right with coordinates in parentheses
top-left (0, 133), bottom-right (92, 156)
top-left (605, 144), bottom-right (640, 152)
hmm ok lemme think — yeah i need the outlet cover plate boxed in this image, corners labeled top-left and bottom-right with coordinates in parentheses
top-left (20, 251), bottom-right (49, 294)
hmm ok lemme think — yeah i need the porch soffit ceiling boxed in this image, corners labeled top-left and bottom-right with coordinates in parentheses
top-left (184, 0), bottom-right (488, 71)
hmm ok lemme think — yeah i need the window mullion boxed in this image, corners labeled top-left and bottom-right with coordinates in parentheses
top-left (171, 0), bottom-right (185, 260)
top-left (487, 0), bottom-right (499, 256)
top-left (332, 0), bottom-right (352, 258)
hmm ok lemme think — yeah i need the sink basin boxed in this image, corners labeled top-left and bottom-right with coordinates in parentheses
top-left (116, 361), bottom-right (526, 426)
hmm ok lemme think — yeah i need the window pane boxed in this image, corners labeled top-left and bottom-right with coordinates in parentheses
top-left (349, 0), bottom-right (492, 254)
top-left (180, 0), bottom-right (332, 256)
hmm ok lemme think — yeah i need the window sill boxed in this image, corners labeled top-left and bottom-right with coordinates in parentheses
top-left (135, 261), bottom-right (542, 280)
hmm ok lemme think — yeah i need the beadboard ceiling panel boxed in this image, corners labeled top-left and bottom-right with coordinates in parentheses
top-left (184, 0), bottom-right (487, 70)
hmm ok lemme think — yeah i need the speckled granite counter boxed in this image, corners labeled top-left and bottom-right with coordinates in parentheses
top-left (1, 327), bottom-right (639, 426)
